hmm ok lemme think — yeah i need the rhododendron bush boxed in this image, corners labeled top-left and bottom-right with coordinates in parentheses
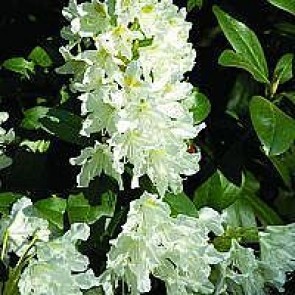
top-left (0, 0), bottom-right (294, 294)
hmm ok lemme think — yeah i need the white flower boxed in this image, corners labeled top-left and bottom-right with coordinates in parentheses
top-left (0, 197), bottom-right (50, 257)
top-left (259, 223), bottom-right (295, 291)
top-left (18, 223), bottom-right (99, 295)
top-left (0, 112), bottom-right (15, 170)
top-left (70, 142), bottom-right (123, 189)
top-left (98, 192), bottom-right (225, 295)
top-left (59, 0), bottom-right (204, 195)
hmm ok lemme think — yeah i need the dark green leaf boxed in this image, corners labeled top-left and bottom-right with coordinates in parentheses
top-left (281, 91), bottom-right (295, 104)
top-left (28, 46), bottom-right (53, 68)
top-left (244, 193), bottom-right (283, 225)
top-left (67, 191), bottom-right (116, 224)
top-left (40, 108), bottom-right (84, 145)
top-left (250, 96), bottom-right (295, 156)
top-left (187, 0), bottom-right (203, 11)
top-left (213, 6), bottom-right (269, 83)
top-left (2, 58), bottom-right (34, 78)
top-left (164, 192), bottom-right (198, 217)
top-left (273, 53), bottom-right (294, 84)
top-left (34, 197), bottom-right (67, 229)
top-left (193, 170), bottom-right (242, 211)
top-left (0, 193), bottom-right (22, 215)
top-left (267, 0), bottom-right (295, 16)
top-left (219, 50), bottom-right (269, 83)
top-left (21, 107), bottom-right (49, 130)
top-left (192, 92), bottom-right (211, 123)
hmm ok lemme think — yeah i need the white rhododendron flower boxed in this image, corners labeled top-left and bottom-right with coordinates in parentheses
top-left (18, 223), bottom-right (99, 295)
top-left (0, 197), bottom-right (50, 256)
top-left (0, 112), bottom-right (15, 169)
top-left (59, 0), bottom-right (203, 196)
top-left (98, 192), bottom-right (225, 295)
top-left (259, 223), bottom-right (295, 291)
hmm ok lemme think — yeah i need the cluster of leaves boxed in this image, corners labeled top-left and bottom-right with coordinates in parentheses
top-left (0, 0), bottom-right (294, 294)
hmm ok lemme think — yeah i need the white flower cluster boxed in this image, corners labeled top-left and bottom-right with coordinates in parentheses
top-left (58, 0), bottom-right (204, 196)
top-left (98, 192), bottom-right (225, 295)
top-left (0, 197), bottom-right (50, 256)
top-left (0, 112), bottom-right (14, 170)
top-left (0, 197), bottom-right (98, 295)
top-left (99, 192), bottom-right (295, 295)
top-left (18, 223), bottom-right (99, 295)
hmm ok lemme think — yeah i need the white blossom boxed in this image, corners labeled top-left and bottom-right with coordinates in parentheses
top-left (59, 0), bottom-right (203, 196)
top-left (18, 223), bottom-right (99, 295)
top-left (98, 192), bottom-right (225, 295)
top-left (0, 197), bottom-right (50, 257)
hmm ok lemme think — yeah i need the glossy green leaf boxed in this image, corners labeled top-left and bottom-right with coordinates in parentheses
top-left (273, 53), bottom-right (294, 84)
top-left (34, 196), bottom-right (67, 229)
top-left (0, 193), bottom-right (21, 215)
top-left (21, 106), bottom-right (49, 130)
top-left (244, 193), bottom-right (283, 225)
top-left (2, 57), bottom-right (34, 78)
top-left (267, 0), bottom-right (295, 16)
top-left (250, 96), bottom-right (295, 156)
top-left (187, 0), bottom-right (203, 11)
top-left (164, 192), bottom-right (198, 217)
top-left (192, 92), bottom-right (211, 123)
top-left (213, 6), bottom-right (269, 84)
top-left (67, 191), bottom-right (116, 224)
top-left (39, 108), bottom-right (85, 145)
top-left (269, 147), bottom-right (295, 188)
top-left (193, 170), bottom-right (243, 211)
top-left (28, 46), bottom-right (53, 68)
top-left (219, 50), bottom-right (269, 83)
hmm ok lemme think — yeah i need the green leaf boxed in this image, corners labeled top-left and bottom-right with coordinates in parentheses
top-left (0, 192), bottom-right (21, 215)
top-left (269, 147), bottom-right (295, 188)
top-left (164, 192), bottom-right (198, 217)
top-left (226, 73), bottom-right (259, 118)
top-left (273, 53), bottom-right (294, 84)
top-left (67, 191), bottom-right (116, 224)
top-left (187, 0), bottom-right (203, 11)
top-left (39, 108), bottom-right (85, 145)
top-left (20, 139), bottom-right (50, 153)
top-left (219, 50), bottom-right (269, 84)
top-left (2, 57), bottom-right (34, 78)
top-left (0, 154), bottom-right (13, 170)
top-left (21, 106), bottom-right (49, 130)
top-left (213, 6), bottom-right (269, 84)
top-left (28, 46), bottom-right (53, 68)
top-left (191, 92), bottom-right (211, 123)
top-left (267, 0), bottom-right (295, 16)
top-left (34, 196), bottom-right (67, 229)
top-left (193, 170), bottom-right (243, 211)
top-left (244, 193), bottom-right (283, 225)
top-left (250, 96), bottom-right (295, 156)
top-left (281, 91), bottom-right (295, 104)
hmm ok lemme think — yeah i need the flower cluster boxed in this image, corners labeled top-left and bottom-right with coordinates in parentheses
top-left (99, 192), bottom-right (295, 295)
top-left (58, 0), bottom-right (204, 196)
top-left (18, 223), bottom-right (99, 295)
top-left (0, 197), bottom-right (98, 295)
top-left (0, 112), bottom-right (14, 170)
top-left (98, 192), bottom-right (225, 295)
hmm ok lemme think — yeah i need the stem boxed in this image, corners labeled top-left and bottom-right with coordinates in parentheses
top-left (1, 231), bottom-right (9, 261)
top-left (2, 236), bottom-right (37, 295)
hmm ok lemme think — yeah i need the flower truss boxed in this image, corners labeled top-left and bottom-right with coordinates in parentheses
top-left (58, 0), bottom-right (204, 196)
top-left (98, 192), bottom-right (225, 295)
top-left (0, 197), bottom-right (98, 295)
top-left (98, 192), bottom-right (295, 295)
top-left (0, 112), bottom-right (14, 170)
